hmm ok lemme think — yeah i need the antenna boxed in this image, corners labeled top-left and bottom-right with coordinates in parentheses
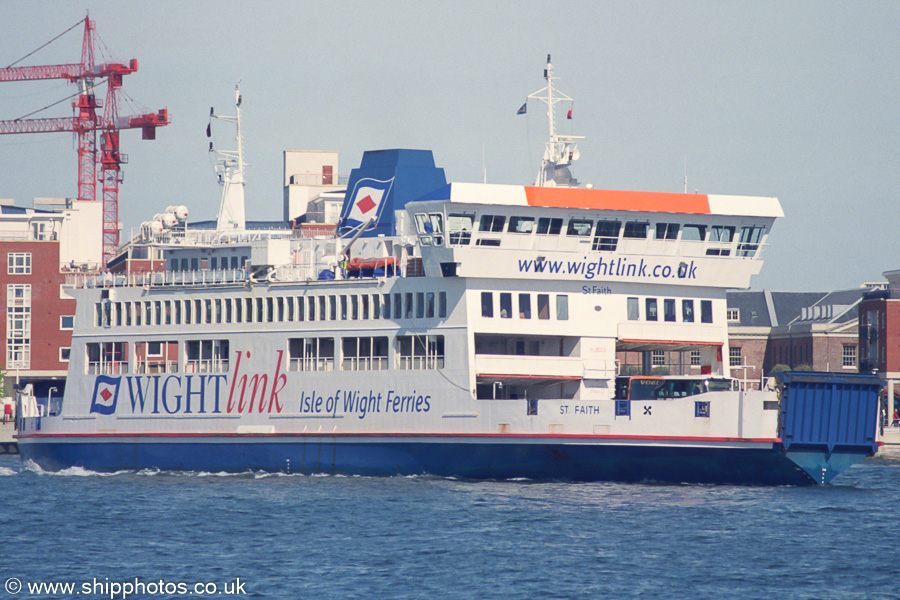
top-left (209, 83), bottom-right (247, 235)
top-left (526, 55), bottom-right (584, 187)
top-left (683, 154), bottom-right (687, 194)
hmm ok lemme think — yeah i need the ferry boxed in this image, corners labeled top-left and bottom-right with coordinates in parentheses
top-left (15, 58), bottom-right (882, 484)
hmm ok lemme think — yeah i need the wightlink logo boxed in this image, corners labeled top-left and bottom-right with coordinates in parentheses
top-left (89, 350), bottom-right (286, 416)
top-left (517, 256), bottom-right (698, 281)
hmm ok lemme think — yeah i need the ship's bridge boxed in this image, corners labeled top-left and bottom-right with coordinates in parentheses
top-left (406, 182), bottom-right (782, 290)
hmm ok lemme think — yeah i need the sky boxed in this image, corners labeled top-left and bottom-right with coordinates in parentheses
top-left (1, 1), bottom-right (897, 291)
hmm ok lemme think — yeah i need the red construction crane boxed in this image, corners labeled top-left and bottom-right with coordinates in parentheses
top-left (0, 15), bottom-right (169, 266)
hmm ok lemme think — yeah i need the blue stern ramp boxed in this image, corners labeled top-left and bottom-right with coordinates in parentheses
top-left (776, 371), bottom-right (882, 484)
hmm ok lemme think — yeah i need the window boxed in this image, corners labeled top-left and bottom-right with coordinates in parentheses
top-left (448, 213), bottom-right (474, 245)
top-left (726, 308), bottom-right (740, 322)
top-left (416, 292), bottom-right (425, 319)
top-left (656, 223), bottom-right (679, 240)
top-left (499, 293), bottom-right (512, 318)
top-left (397, 335), bottom-right (444, 370)
top-left (536, 217), bottom-right (562, 235)
top-left (438, 292), bottom-right (447, 318)
top-left (709, 226), bottom-right (735, 243)
top-left (60, 315), bottom-right (75, 330)
top-left (567, 219), bottom-right (593, 237)
top-left (537, 294), bottom-right (550, 320)
top-left (479, 214), bottom-right (506, 232)
top-left (519, 294), bottom-right (531, 319)
top-left (701, 300), bottom-right (713, 324)
top-left (623, 221), bottom-right (648, 239)
top-left (135, 341), bottom-right (179, 374)
top-left (342, 336), bottom-right (389, 371)
top-left (288, 337), bottom-right (335, 372)
top-left (185, 339), bottom-right (230, 373)
top-left (7, 252), bottom-right (31, 275)
top-left (86, 341), bottom-right (128, 375)
top-left (690, 349), bottom-right (701, 366)
top-left (679, 300), bottom-right (693, 323)
top-left (426, 292), bottom-right (435, 318)
top-left (842, 345), bottom-right (857, 368)
top-left (556, 295), bottom-right (569, 320)
top-left (404, 293), bottom-right (413, 319)
top-left (737, 226), bottom-right (765, 257)
top-left (627, 297), bottom-right (639, 321)
top-left (593, 221), bottom-right (621, 251)
top-left (664, 299), bottom-right (676, 322)
top-left (6, 283), bottom-right (31, 369)
top-left (508, 217), bottom-right (535, 233)
top-left (382, 294), bottom-right (391, 320)
top-left (651, 350), bottom-right (665, 366)
top-left (393, 293), bottom-right (402, 319)
top-left (682, 225), bottom-right (706, 241)
top-left (60, 347), bottom-right (71, 362)
top-left (646, 298), bottom-right (658, 321)
top-left (730, 346), bottom-right (743, 367)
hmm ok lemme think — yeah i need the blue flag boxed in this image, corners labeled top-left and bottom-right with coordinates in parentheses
top-left (517, 102), bottom-right (526, 115)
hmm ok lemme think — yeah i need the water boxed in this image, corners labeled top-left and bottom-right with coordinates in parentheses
top-left (2, 453), bottom-right (900, 600)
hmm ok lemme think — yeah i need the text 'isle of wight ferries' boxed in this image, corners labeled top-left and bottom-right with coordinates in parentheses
top-left (88, 349), bottom-right (431, 419)
top-left (518, 256), bottom-right (699, 280)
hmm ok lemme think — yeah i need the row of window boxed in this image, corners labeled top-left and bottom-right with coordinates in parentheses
top-left (627, 297), bottom-right (713, 324)
top-left (168, 255), bottom-right (248, 272)
top-left (97, 291), bottom-right (449, 328)
top-left (85, 335), bottom-right (446, 375)
top-left (480, 292), bottom-right (569, 320)
top-left (423, 212), bottom-right (766, 257)
top-left (6, 284), bottom-right (31, 369)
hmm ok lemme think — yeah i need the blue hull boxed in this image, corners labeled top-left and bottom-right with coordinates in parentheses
top-left (16, 436), bottom-right (856, 486)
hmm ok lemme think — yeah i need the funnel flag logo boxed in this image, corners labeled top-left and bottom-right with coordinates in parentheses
top-left (340, 177), bottom-right (394, 233)
top-left (90, 375), bottom-right (121, 415)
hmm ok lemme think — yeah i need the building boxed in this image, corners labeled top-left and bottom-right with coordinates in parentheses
top-left (859, 269), bottom-right (900, 407)
top-left (283, 150), bottom-right (345, 223)
top-left (0, 199), bottom-right (102, 396)
top-left (726, 287), bottom-right (868, 388)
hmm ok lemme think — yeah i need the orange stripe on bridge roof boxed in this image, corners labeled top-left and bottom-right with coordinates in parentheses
top-left (524, 187), bottom-right (711, 214)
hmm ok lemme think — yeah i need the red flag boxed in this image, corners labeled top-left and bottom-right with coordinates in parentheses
top-left (567, 108), bottom-right (573, 120)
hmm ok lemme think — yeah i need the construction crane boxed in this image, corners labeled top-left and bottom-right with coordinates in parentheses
top-left (0, 14), bottom-right (169, 266)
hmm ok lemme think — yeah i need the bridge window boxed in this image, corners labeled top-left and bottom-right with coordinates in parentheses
top-left (536, 217), bottom-right (562, 235)
top-left (737, 226), bottom-right (765, 257)
top-left (567, 219), bottom-right (593, 236)
top-left (479, 214), bottom-right (505, 232)
top-left (593, 220), bottom-right (621, 251)
top-left (509, 216), bottom-right (535, 233)
top-left (448, 213), bottom-right (474, 245)
top-left (682, 225), bottom-right (706, 241)
top-left (623, 221), bottom-right (648, 239)
top-left (709, 226), bottom-right (735, 242)
top-left (656, 223), bottom-right (679, 240)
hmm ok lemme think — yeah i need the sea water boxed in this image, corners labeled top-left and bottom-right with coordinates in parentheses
top-left (1, 453), bottom-right (899, 600)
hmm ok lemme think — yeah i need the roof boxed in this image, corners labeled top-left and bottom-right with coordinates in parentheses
top-left (188, 220), bottom-right (292, 231)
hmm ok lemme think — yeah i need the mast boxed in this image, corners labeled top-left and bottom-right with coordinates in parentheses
top-left (526, 54), bottom-right (584, 187)
top-left (209, 83), bottom-right (247, 234)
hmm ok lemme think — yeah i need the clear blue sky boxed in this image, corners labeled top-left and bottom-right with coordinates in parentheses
top-left (2, 1), bottom-right (897, 291)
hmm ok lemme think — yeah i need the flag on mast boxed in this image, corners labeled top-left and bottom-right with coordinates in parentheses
top-left (517, 102), bottom-right (527, 115)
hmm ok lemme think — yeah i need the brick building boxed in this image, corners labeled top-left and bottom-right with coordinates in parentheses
top-left (0, 200), bottom-right (102, 396)
top-left (726, 287), bottom-right (869, 388)
top-left (859, 269), bottom-right (900, 407)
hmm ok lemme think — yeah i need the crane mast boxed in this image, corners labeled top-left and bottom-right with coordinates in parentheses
top-left (0, 15), bottom-right (169, 266)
